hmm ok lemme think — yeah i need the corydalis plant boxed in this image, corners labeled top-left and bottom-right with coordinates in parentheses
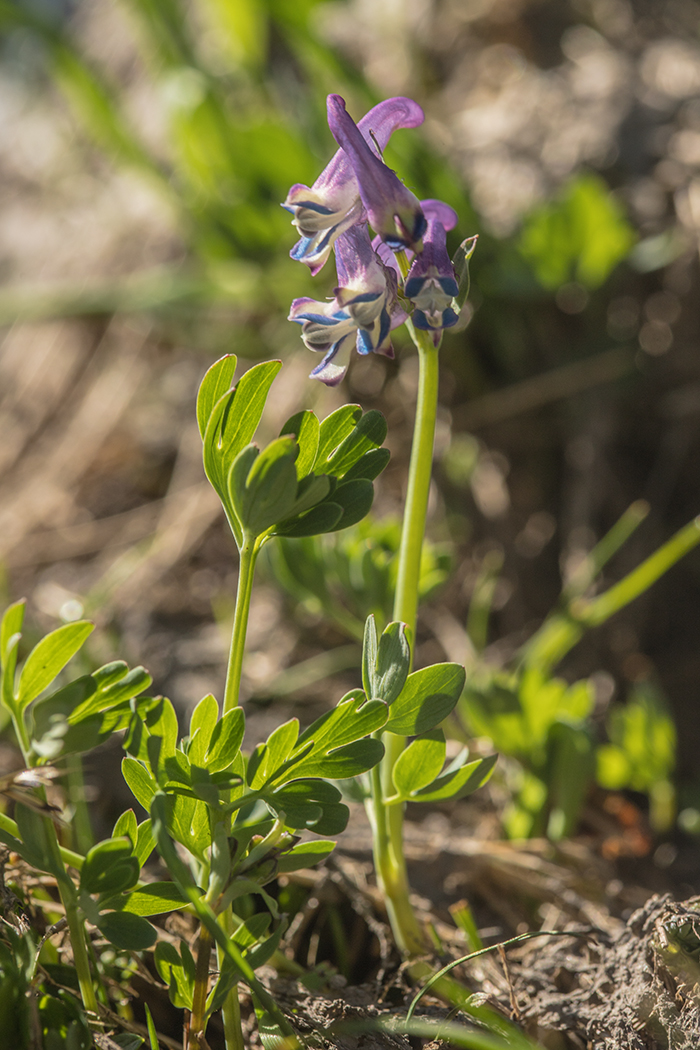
top-left (284, 93), bottom-right (482, 961)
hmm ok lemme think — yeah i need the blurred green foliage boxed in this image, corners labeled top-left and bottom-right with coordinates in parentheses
top-left (268, 516), bottom-right (452, 641)
top-left (459, 507), bottom-right (697, 840)
top-left (518, 173), bottom-right (636, 290)
top-left (598, 681), bottom-right (676, 832)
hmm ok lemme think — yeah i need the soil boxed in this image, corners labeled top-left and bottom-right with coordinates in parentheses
top-left (218, 814), bottom-right (700, 1050)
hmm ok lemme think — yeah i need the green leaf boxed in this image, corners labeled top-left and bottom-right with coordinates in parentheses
top-left (196, 354), bottom-right (237, 439)
top-left (283, 473), bottom-right (332, 520)
top-left (166, 790), bottom-right (211, 858)
top-left (263, 779), bottom-right (347, 832)
top-left (342, 447), bottom-right (391, 482)
top-left (80, 837), bottom-right (139, 896)
top-left (187, 693), bottom-right (219, 764)
top-left (314, 405), bottom-right (362, 471)
top-left (273, 501), bottom-right (343, 538)
top-left (328, 479), bottom-right (375, 530)
top-left (248, 718), bottom-right (299, 789)
top-left (96, 911), bottom-right (157, 951)
top-left (31, 665), bottom-right (154, 760)
top-left (31, 676), bottom-right (95, 744)
top-left (276, 691), bottom-right (387, 781)
top-left (112, 809), bottom-right (138, 848)
top-left (363, 618), bottom-right (410, 704)
top-left (205, 706), bottom-right (245, 772)
top-left (108, 882), bottom-right (189, 916)
top-left (144, 1005), bottom-right (159, 1050)
top-left (150, 794), bottom-right (200, 894)
top-left (1, 600), bottom-right (25, 684)
top-left (140, 697), bottom-right (179, 781)
top-left (70, 664), bottom-right (153, 720)
top-left (277, 839), bottom-right (335, 873)
top-left (323, 410), bottom-right (388, 478)
top-left (280, 410), bottom-right (320, 478)
top-left (155, 941), bottom-right (194, 1010)
top-left (393, 730), bottom-right (446, 799)
top-left (122, 757), bottom-right (158, 812)
top-left (134, 819), bottom-right (156, 868)
top-left (295, 691), bottom-right (387, 753)
top-left (411, 752), bottom-right (498, 803)
top-left (384, 663), bottom-right (466, 735)
top-left (202, 360), bottom-right (283, 541)
top-left (451, 235), bottom-right (479, 327)
top-left (229, 437), bottom-right (300, 536)
top-left (233, 913), bottom-right (272, 950)
top-left (362, 615), bottom-right (378, 699)
top-left (17, 621), bottom-right (94, 709)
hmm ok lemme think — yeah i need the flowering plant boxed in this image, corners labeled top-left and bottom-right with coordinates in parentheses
top-left (284, 94), bottom-right (488, 966)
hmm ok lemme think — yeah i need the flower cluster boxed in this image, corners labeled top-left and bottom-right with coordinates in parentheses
top-left (284, 94), bottom-right (472, 385)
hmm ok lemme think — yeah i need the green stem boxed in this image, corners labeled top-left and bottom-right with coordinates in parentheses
top-left (219, 533), bottom-right (261, 1048)
top-left (44, 823), bottom-right (98, 1016)
top-left (371, 313), bottom-right (441, 957)
top-left (9, 710), bottom-right (97, 1015)
top-left (392, 328), bottom-right (440, 637)
top-left (223, 533), bottom-right (259, 714)
top-left (65, 755), bottom-right (93, 856)
top-left (189, 925), bottom-right (214, 1050)
top-left (218, 911), bottom-right (245, 1050)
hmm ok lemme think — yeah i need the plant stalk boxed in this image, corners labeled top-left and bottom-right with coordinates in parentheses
top-left (10, 710), bottom-right (98, 1016)
top-left (41, 809), bottom-right (98, 1016)
top-left (370, 308), bottom-right (441, 956)
top-left (189, 925), bottom-right (214, 1050)
top-left (220, 532), bottom-right (261, 1049)
top-left (223, 533), bottom-right (259, 713)
top-left (218, 911), bottom-right (245, 1050)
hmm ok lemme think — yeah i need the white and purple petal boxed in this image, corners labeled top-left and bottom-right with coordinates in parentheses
top-left (326, 95), bottom-right (427, 254)
top-left (283, 96), bottom-right (425, 273)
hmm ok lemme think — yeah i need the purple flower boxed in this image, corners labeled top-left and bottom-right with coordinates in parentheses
top-left (404, 199), bottom-right (460, 344)
top-left (327, 95), bottom-right (426, 254)
top-left (288, 224), bottom-right (408, 386)
top-left (283, 96), bottom-right (425, 275)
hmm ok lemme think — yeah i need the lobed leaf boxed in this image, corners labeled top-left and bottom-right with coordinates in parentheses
top-left (187, 693), bottom-right (219, 764)
top-left (196, 354), bottom-right (237, 440)
top-left (108, 881), bottom-right (189, 916)
top-left (363, 618), bottom-right (410, 705)
top-left (248, 718), bottom-right (299, 789)
top-left (392, 730), bottom-right (446, 799)
top-left (230, 437), bottom-right (300, 536)
top-left (277, 839), bottom-right (336, 873)
top-left (280, 410), bottom-right (320, 479)
top-left (96, 910), bottom-right (157, 951)
top-left (410, 752), bottom-right (497, 803)
top-left (322, 410), bottom-right (388, 478)
top-left (273, 501), bottom-right (343, 538)
top-left (205, 706), bottom-right (245, 772)
top-left (155, 941), bottom-right (195, 1011)
top-left (122, 757), bottom-right (158, 812)
top-left (384, 663), bottom-right (466, 735)
top-left (80, 837), bottom-right (139, 896)
top-left (17, 621), bottom-right (94, 710)
top-left (0, 600), bottom-right (25, 712)
top-left (314, 405), bottom-right (362, 470)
